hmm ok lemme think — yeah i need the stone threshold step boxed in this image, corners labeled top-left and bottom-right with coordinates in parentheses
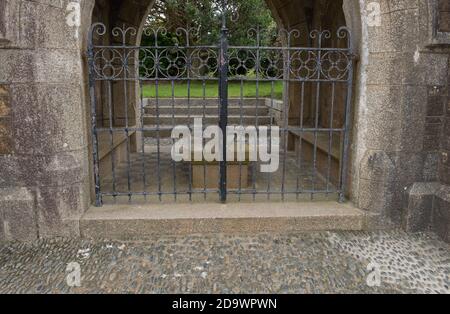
top-left (80, 201), bottom-right (368, 239)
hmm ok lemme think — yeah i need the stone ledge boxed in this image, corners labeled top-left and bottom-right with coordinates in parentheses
top-left (80, 201), bottom-right (369, 239)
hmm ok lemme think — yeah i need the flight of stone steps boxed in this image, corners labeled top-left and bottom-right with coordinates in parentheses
top-left (142, 98), bottom-right (281, 138)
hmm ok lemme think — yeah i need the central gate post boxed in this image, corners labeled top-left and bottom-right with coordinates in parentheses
top-left (219, 5), bottom-right (229, 203)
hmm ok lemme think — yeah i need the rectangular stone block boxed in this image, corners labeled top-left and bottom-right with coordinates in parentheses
top-left (36, 184), bottom-right (86, 238)
top-left (442, 117), bottom-right (450, 150)
top-left (9, 83), bottom-right (85, 155)
top-left (357, 178), bottom-right (405, 223)
top-left (0, 187), bottom-right (38, 242)
top-left (0, 0), bottom-right (20, 47)
top-left (403, 183), bottom-right (438, 232)
top-left (433, 186), bottom-right (450, 243)
top-left (427, 95), bottom-right (446, 116)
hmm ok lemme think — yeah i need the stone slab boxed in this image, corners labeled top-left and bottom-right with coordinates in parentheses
top-left (80, 201), bottom-right (367, 239)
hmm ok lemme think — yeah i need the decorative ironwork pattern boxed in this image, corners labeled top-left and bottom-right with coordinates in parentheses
top-left (87, 5), bottom-right (355, 206)
top-left (89, 24), bottom-right (353, 82)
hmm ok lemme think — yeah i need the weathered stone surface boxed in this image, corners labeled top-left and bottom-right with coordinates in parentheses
top-left (0, 49), bottom-right (82, 84)
top-left (403, 182), bottom-right (439, 232)
top-left (0, 187), bottom-right (37, 242)
top-left (433, 185), bottom-right (450, 242)
top-left (357, 178), bottom-right (404, 219)
top-left (9, 83), bottom-right (86, 155)
top-left (37, 184), bottom-right (86, 238)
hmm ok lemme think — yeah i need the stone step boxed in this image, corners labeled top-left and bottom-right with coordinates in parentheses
top-left (144, 105), bottom-right (271, 116)
top-left (143, 115), bottom-right (273, 126)
top-left (142, 124), bottom-right (275, 138)
top-left (143, 98), bottom-right (269, 108)
top-left (80, 201), bottom-right (368, 239)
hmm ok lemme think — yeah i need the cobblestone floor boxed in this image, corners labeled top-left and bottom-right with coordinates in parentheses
top-left (0, 231), bottom-right (448, 294)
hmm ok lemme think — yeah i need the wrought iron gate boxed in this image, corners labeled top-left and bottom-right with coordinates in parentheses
top-left (87, 3), bottom-right (355, 206)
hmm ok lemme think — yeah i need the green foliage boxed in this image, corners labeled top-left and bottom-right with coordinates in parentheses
top-left (140, 0), bottom-right (280, 78)
top-left (144, 0), bottom-right (278, 46)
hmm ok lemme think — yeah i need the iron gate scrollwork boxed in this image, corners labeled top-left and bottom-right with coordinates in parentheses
top-left (87, 1), bottom-right (355, 206)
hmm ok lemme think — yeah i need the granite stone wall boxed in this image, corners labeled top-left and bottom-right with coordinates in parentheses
top-left (0, 0), bottom-right (95, 241)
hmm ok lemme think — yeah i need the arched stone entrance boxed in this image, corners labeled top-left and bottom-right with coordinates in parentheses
top-left (0, 0), bottom-right (448, 240)
top-left (86, 1), bottom-right (353, 205)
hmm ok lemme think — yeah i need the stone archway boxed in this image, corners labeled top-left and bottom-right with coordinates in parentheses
top-left (2, 0), bottom-right (446, 241)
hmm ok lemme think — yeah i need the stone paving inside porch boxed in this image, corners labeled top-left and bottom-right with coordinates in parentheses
top-left (0, 231), bottom-right (448, 294)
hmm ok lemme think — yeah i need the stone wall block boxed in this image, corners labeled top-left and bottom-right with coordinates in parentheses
top-left (0, 187), bottom-right (38, 242)
top-left (364, 85), bottom-right (403, 151)
top-left (420, 53), bottom-right (449, 86)
top-left (432, 185), bottom-right (450, 242)
top-left (10, 0), bottom-right (81, 49)
top-left (40, 152), bottom-right (87, 187)
top-left (402, 182), bottom-right (438, 232)
top-left (357, 178), bottom-right (404, 222)
top-left (442, 117), bottom-right (450, 151)
top-left (359, 150), bottom-right (396, 182)
top-left (399, 85), bottom-right (427, 152)
top-left (0, 50), bottom-right (36, 83)
top-left (423, 152), bottom-right (439, 181)
top-left (0, 0), bottom-right (20, 47)
top-left (10, 83), bottom-right (85, 155)
top-left (388, 9), bottom-right (421, 52)
top-left (36, 183), bottom-right (85, 238)
top-left (0, 155), bottom-right (42, 188)
top-left (365, 52), bottom-right (405, 85)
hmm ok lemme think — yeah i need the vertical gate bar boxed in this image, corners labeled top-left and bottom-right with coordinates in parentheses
top-left (253, 28), bottom-right (261, 201)
top-left (339, 54), bottom-right (354, 203)
top-left (311, 34), bottom-right (323, 200)
top-left (296, 81), bottom-right (305, 199)
top-left (239, 79), bottom-right (244, 201)
top-left (122, 46), bottom-right (132, 202)
top-left (139, 79), bottom-right (147, 201)
top-left (187, 79), bottom-right (193, 201)
top-left (219, 10), bottom-right (229, 203)
top-left (171, 80), bottom-right (177, 201)
top-left (281, 33), bottom-right (291, 201)
top-left (202, 80), bottom-right (207, 199)
top-left (154, 40), bottom-right (162, 202)
top-left (87, 39), bottom-right (102, 207)
top-left (186, 31), bottom-right (192, 201)
top-left (326, 82), bottom-right (336, 196)
top-left (107, 80), bottom-right (117, 202)
top-left (266, 80), bottom-right (275, 200)
top-left (155, 80), bottom-right (162, 201)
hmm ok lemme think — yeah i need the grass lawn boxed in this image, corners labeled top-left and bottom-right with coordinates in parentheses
top-left (141, 81), bottom-right (283, 99)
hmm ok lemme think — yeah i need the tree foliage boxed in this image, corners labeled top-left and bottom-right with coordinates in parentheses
top-left (140, 0), bottom-right (280, 78)
top-left (144, 0), bottom-right (278, 46)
